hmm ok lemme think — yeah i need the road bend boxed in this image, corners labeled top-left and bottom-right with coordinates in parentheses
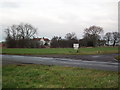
top-left (1, 55), bottom-right (119, 72)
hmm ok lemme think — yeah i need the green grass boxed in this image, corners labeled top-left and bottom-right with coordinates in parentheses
top-left (2, 64), bottom-right (119, 88)
top-left (114, 55), bottom-right (120, 61)
top-left (1, 47), bottom-right (119, 55)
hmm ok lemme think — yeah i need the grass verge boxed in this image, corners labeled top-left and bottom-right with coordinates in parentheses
top-left (1, 47), bottom-right (119, 55)
top-left (114, 55), bottom-right (120, 61)
top-left (2, 64), bottom-right (119, 88)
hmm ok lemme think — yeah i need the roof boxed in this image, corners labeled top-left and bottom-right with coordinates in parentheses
top-left (33, 38), bottom-right (50, 41)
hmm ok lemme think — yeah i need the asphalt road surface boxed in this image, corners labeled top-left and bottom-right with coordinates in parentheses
top-left (1, 55), bottom-right (119, 72)
top-left (28, 54), bottom-right (118, 62)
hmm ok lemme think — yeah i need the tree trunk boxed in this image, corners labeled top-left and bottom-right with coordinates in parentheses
top-left (113, 40), bottom-right (116, 47)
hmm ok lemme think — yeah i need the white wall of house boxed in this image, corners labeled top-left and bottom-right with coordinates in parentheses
top-left (39, 38), bottom-right (46, 45)
top-left (39, 38), bottom-right (51, 46)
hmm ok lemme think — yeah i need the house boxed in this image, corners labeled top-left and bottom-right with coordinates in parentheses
top-left (33, 37), bottom-right (51, 48)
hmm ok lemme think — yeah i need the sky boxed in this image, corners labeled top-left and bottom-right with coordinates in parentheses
top-left (0, 0), bottom-right (119, 41)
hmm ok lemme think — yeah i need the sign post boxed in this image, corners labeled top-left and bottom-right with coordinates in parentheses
top-left (73, 43), bottom-right (79, 53)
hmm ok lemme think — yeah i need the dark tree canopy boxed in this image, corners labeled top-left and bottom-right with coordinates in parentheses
top-left (104, 32), bottom-right (112, 46)
top-left (83, 26), bottom-right (103, 47)
top-left (112, 32), bottom-right (120, 46)
top-left (51, 36), bottom-right (62, 48)
top-left (84, 25), bottom-right (103, 35)
top-left (5, 23), bottom-right (119, 48)
top-left (5, 23), bottom-right (37, 40)
top-left (5, 23), bottom-right (38, 48)
top-left (51, 32), bottom-right (78, 48)
top-left (65, 32), bottom-right (77, 40)
top-left (103, 32), bottom-right (120, 46)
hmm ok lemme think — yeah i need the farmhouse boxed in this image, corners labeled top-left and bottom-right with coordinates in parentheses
top-left (33, 37), bottom-right (51, 47)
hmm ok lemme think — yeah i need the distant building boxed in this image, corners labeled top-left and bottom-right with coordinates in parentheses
top-left (33, 37), bottom-right (51, 48)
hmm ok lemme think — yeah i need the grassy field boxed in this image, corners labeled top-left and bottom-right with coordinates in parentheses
top-left (2, 64), bottom-right (119, 88)
top-left (1, 47), bottom-right (119, 55)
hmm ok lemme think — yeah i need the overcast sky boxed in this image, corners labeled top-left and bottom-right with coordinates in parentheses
top-left (0, 0), bottom-right (119, 41)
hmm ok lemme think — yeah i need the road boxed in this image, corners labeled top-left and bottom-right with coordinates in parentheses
top-left (1, 55), bottom-right (119, 72)
top-left (29, 54), bottom-right (118, 62)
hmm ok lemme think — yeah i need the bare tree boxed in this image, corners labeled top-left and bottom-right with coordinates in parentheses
top-left (51, 36), bottom-right (62, 48)
top-left (17, 23), bottom-right (37, 39)
top-left (65, 32), bottom-right (78, 48)
top-left (51, 33), bottom-right (78, 48)
top-left (112, 32), bottom-right (120, 46)
top-left (5, 23), bottom-right (37, 48)
top-left (84, 26), bottom-right (103, 35)
top-left (65, 32), bottom-right (77, 40)
top-left (83, 25), bottom-right (103, 47)
top-left (104, 32), bottom-right (112, 46)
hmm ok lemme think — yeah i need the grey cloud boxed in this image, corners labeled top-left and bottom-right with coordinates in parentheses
top-left (0, 0), bottom-right (118, 42)
top-left (0, 1), bottom-right (20, 8)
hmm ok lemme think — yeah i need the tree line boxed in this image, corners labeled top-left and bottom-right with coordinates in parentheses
top-left (51, 26), bottom-right (120, 47)
top-left (4, 23), bottom-right (120, 48)
top-left (5, 23), bottom-right (39, 48)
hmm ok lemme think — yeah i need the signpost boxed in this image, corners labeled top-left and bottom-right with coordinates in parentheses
top-left (73, 43), bottom-right (79, 53)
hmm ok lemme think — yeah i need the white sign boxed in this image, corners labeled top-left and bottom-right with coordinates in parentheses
top-left (73, 44), bottom-right (79, 50)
